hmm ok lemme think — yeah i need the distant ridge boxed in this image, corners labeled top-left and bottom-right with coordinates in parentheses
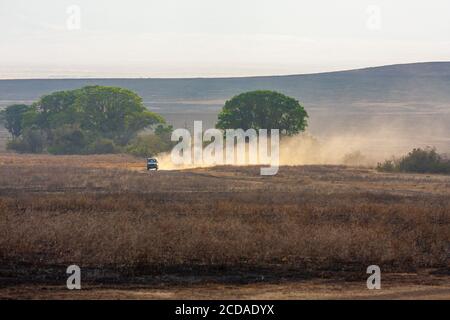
top-left (1, 62), bottom-right (450, 106)
top-left (2, 61), bottom-right (450, 81)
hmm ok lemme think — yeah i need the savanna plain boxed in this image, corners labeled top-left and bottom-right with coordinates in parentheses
top-left (0, 153), bottom-right (449, 299)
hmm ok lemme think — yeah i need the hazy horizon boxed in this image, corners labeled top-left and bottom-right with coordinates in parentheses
top-left (1, 0), bottom-right (450, 79)
top-left (1, 60), bottom-right (449, 81)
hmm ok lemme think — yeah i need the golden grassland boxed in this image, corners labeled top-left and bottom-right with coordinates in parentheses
top-left (0, 153), bottom-right (448, 283)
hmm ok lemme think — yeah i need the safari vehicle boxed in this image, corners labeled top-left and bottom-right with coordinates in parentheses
top-left (147, 158), bottom-right (159, 171)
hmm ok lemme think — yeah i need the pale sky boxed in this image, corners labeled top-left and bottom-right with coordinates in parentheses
top-left (1, 0), bottom-right (450, 79)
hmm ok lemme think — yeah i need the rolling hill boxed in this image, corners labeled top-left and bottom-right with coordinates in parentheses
top-left (1, 62), bottom-right (450, 106)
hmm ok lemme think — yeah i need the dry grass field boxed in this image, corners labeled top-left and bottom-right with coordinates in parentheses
top-left (0, 153), bottom-right (449, 299)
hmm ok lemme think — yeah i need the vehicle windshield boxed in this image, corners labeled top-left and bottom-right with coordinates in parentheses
top-left (148, 159), bottom-right (157, 163)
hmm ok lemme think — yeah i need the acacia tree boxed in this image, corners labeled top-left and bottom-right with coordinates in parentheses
top-left (216, 90), bottom-right (308, 135)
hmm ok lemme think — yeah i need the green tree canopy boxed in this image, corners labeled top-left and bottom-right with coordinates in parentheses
top-left (216, 90), bottom-right (308, 136)
top-left (33, 90), bottom-right (79, 130)
top-left (31, 86), bottom-right (164, 145)
top-left (4, 86), bottom-right (165, 154)
top-left (74, 86), bottom-right (164, 144)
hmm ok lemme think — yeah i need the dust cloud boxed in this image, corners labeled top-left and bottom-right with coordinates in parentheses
top-left (155, 123), bottom-right (449, 170)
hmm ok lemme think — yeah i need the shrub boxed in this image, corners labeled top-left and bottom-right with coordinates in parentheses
top-left (6, 128), bottom-right (46, 153)
top-left (126, 125), bottom-right (174, 157)
top-left (47, 125), bottom-right (88, 155)
top-left (86, 138), bottom-right (119, 154)
top-left (376, 159), bottom-right (396, 172)
top-left (126, 134), bottom-right (170, 158)
top-left (377, 147), bottom-right (450, 174)
top-left (6, 139), bottom-right (28, 153)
